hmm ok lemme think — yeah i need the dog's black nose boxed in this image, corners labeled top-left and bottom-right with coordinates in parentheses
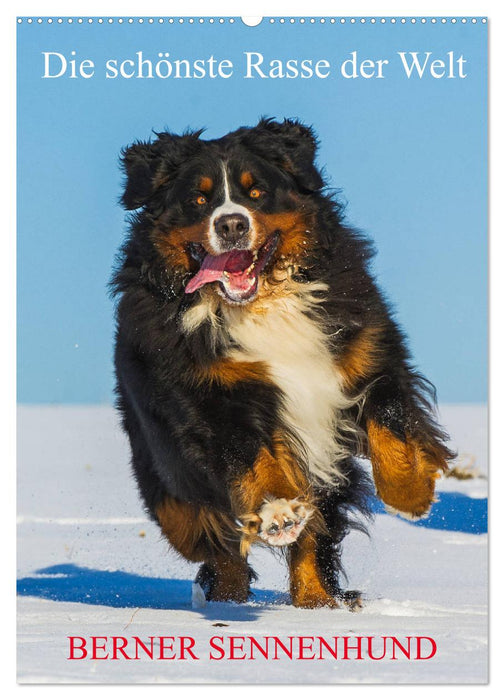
top-left (214, 213), bottom-right (250, 242)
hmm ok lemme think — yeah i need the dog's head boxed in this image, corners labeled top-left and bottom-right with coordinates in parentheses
top-left (121, 118), bottom-right (324, 304)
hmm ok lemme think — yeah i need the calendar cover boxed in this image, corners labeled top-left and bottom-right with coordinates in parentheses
top-left (17, 14), bottom-right (488, 684)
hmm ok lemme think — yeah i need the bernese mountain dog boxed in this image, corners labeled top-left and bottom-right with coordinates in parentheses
top-left (111, 118), bottom-right (454, 609)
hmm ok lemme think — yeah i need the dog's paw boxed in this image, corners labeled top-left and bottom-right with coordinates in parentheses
top-left (367, 422), bottom-right (446, 519)
top-left (256, 498), bottom-right (313, 547)
top-left (238, 498), bottom-right (314, 554)
top-left (336, 589), bottom-right (364, 612)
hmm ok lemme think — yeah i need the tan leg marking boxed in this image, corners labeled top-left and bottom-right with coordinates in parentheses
top-left (155, 496), bottom-right (237, 561)
top-left (367, 420), bottom-right (447, 518)
top-left (337, 326), bottom-right (385, 392)
top-left (231, 435), bottom-right (321, 556)
top-left (288, 532), bottom-right (338, 609)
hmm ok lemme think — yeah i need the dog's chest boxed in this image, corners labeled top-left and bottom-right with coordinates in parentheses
top-left (224, 296), bottom-right (350, 482)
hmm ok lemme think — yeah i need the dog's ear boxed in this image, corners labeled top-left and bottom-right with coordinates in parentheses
top-left (120, 141), bottom-right (163, 210)
top-left (120, 131), bottom-right (203, 210)
top-left (253, 118), bottom-right (324, 193)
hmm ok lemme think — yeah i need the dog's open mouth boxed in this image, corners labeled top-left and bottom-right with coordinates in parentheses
top-left (185, 233), bottom-right (279, 303)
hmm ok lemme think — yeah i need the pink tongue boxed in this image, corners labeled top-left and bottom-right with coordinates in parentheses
top-left (185, 250), bottom-right (253, 294)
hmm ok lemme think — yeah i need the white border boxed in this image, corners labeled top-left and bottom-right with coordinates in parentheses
top-left (6, 1), bottom-right (500, 697)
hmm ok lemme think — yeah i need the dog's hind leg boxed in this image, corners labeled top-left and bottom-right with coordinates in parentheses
top-left (312, 461), bottom-right (373, 609)
top-left (287, 532), bottom-right (341, 608)
top-left (194, 556), bottom-right (256, 604)
top-left (288, 463), bottom-right (373, 610)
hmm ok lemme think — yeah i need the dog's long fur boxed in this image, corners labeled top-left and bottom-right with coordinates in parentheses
top-left (111, 118), bottom-right (455, 608)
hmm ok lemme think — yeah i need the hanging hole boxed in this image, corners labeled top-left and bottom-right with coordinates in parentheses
top-left (241, 16), bottom-right (263, 26)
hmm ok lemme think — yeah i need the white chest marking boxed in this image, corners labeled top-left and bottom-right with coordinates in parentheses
top-left (223, 293), bottom-right (355, 484)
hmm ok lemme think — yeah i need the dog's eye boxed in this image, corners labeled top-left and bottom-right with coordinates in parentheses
top-left (195, 195), bottom-right (208, 206)
top-left (249, 188), bottom-right (263, 199)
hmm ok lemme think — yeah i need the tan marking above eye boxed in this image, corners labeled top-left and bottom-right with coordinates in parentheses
top-left (199, 176), bottom-right (213, 193)
top-left (240, 171), bottom-right (254, 189)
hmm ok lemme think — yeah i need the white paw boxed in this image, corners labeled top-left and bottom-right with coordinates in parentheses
top-left (257, 498), bottom-right (313, 547)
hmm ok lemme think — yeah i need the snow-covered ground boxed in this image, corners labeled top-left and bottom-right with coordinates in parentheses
top-left (17, 404), bottom-right (488, 684)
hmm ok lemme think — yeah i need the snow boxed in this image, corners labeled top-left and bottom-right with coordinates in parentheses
top-left (17, 404), bottom-right (488, 684)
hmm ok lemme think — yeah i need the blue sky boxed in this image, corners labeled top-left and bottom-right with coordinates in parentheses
top-left (17, 17), bottom-right (487, 403)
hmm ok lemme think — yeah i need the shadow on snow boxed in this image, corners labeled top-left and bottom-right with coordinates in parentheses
top-left (16, 563), bottom-right (288, 621)
top-left (369, 492), bottom-right (487, 535)
top-left (17, 493), bottom-right (486, 615)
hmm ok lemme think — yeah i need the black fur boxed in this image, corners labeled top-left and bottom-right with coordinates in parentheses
top-left (111, 118), bottom-right (454, 601)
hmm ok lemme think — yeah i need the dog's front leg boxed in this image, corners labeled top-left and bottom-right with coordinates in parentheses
top-left (337, 325), bottom-right (454, 519)
top-left (231, 436), bottom-right (314, 555)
